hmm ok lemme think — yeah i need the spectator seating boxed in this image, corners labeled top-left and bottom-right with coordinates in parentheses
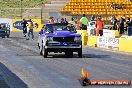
top-left (60, 0), bottom-right (132, 21)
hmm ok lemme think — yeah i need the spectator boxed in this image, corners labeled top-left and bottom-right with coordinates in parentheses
top-left (67, 22), bottom-right (75, 32)
top-left (80, 14), bottom-right (89, 30)
top-left (126, 0), bottom-right (132, 2)
top-left (69, 18), bottom-right (75, 26)
top-left (90, 15), bottom-right (96, 21)
top-left (0, 24), bottom-right (1, 29)
top-left (95, 16), bottom-right (104, 36)
top-left (48, 16), bottom-right (55, 23)
top-left (119, 16), bottom-right (126, 34)
top-left (75, 17), bottom-right (80, 30)
top-left (56, 18), bottom-right (59, 23)
top-left (111, 15), bottom-right (118, 30)
top-left (126, 17), bottom-right (132, 36)
top-left (26, 19), bottom-right (34, 40)
top-left (117, 3), bottom-right (124, 9)
top-left (64, 18), bottom-right (68, 24)
top-left (110, 15), bottom-right (114, 24)
top-left (61, 18), bottom-right (65, 23)
top-left (111, 3), bottom-right (115, 9)
top-left (121, 4), bottom-right (125, 10)
top-left (115, 4), bottom-right (118, 9)
top-left (22, 19), bottom-right (28, 37)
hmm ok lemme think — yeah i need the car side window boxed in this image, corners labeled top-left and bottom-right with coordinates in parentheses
top-left (62, 26), bottom-right (67, 30)
top-left (66, 26), bottom-right (75, 32)
top-left (45, 25), bottom-right (53, 33)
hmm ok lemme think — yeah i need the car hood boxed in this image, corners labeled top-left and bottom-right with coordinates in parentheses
top-left (47, 30), bottom-right (80, 37)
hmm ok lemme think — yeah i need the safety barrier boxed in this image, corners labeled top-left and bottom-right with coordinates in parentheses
top-left (103, 30), bottom-right (120, 38)
top-left (77, 30), bottom-right (88, 45)
top-left (87, 36), bottom-right (98, 47)
top-left (77, 30), bottom-right (132, 53)
top-left (87, 36), bottom-right (132, 53)
top-left (119, 38), bottom-right (132, 52)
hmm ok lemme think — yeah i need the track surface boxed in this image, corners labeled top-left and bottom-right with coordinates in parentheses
top-left (0, 32), bottom-right (132, 88)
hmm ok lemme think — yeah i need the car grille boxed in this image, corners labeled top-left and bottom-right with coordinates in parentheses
top-left (53, 36), bottom-right (75, 42)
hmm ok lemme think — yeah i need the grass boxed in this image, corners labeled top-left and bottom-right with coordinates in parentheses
top-left (0, 0), bottom-right (47, 18)
top-left (0, 0), bottom-right (47, 8)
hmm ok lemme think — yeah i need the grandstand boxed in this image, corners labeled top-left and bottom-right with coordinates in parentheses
top-left (60, 0), bottom-right (132, 22)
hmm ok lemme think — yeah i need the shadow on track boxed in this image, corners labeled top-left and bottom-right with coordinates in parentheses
top-left (0, 62), bottom-right (29, 88)
top-left (9, 36), bottom-right (25, 40)
top-left (44, 53), bottom-right (110, 58)
top-left (83, 54), bottom-right (110, 58)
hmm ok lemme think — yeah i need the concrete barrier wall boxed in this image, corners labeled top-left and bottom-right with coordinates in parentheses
top-left (82, 35), bottom-right (88, 45)
top-left (77, 30), bottom-right (88, 45)
top-left (87, 36), bottom-right (98, 47)
top-left (119, 38), bottom-right (132, 52)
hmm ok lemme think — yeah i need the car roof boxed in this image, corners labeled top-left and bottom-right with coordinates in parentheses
top-left (46, 23), bottom-right (68, 26)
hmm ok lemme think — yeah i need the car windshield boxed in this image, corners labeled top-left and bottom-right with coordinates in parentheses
top-left (0, 23), bottom-right (8, 30)
top-left (45, 24), bottom-right (75, 33)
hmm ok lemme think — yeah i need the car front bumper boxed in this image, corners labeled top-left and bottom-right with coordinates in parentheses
top-left (45, 45), bottom-right (82, 52)
top-left (45, 45), bottom-right (81, 48)
top-left (0, 33), bottom-right (9, 36)
top-left (0, 30), bottom-right (10, 36)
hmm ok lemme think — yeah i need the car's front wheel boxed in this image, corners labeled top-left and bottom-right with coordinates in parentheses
top-left (78, 48), bottom-right (82, 58)
top-left (2, 36), bottom-right (5, 38)
top-left (40, 45), bottom-right (43, 55)
top-left (65, 51), bottom-right (73, 57)
top-left (42, 46), bottom-right (48, 58)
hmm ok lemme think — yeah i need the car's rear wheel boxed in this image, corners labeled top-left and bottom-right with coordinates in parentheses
top-left (40, 45), bottom-right (43, 55)
top-left (7, 35), bottom-right (9, 38)
top-left (42, 46), bottom-right (48, 58)
top-left (78, 48), bottom-right (82, 58)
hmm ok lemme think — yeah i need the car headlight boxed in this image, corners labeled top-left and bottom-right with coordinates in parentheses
top-left (47, 36), bottom-right (53, 41)
top-left (6, 31), bottom-right (10, 34)
top-left (74, 36), bottom-right (81, 41)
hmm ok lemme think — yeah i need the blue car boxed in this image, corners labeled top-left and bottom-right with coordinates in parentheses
top-left (0, 23), bottom-right (10, 38)
top-left (37, 23), bottom-right (82, 58)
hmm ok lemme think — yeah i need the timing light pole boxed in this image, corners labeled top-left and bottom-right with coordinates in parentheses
top-left (41, 0), bottom-right (43, 24)
top-left (21, 0), bottom-right (23, 19)
top-left (106, 0), bottom-right (108, 24)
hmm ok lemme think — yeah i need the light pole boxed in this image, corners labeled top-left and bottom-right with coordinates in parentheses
top-left (21, 0), bottom-right (23, 19)
top-left (0, 8), bottom-right (1, 17)
top-left (41, 7), bottom-right (43, 24)
top-left (105, 0), bottom-right (108, 24)
top-left (41, 0), bottom-right (43, 24)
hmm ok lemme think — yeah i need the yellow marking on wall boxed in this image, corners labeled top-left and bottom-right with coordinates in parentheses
top-left (12, 19), bottom-right (43, 32)
top-left (119, 38), bottom-right (132, 52)
top-left (87, 36), bottom-right (98, 46)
